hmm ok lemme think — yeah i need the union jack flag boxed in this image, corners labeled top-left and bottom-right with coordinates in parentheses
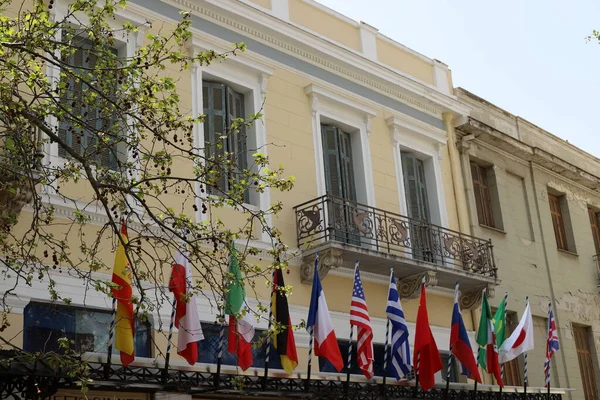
top-left (544, 301), bottom-right (560, 387)
top-left (350, 263), bottom-right (374, 379)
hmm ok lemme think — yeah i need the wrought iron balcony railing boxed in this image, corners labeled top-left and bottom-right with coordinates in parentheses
top-left (295, 194), bottom-right (497, 279)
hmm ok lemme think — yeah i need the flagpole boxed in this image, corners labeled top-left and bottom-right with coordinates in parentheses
top-left (262, 268), bottom-right (276, 390)
top-left (345, 325), bottom-right (353, 398)
top-left (414, 274), bottom-right (426, 399)
top-left (105, 297), bottom-right (117, 380)
top-left (305, 325), bottom-right (314, 393)
top-left (523, 296), bottom-right (529, 399)
top-left (382, 270), bottom-right (392, 399)
top-left (214, 313), bottom-right (225, 390)
top-left (546, 300), bottom-right (552, 400)
top-left (162, 298), bottom-right (177, 383)
top-left (499, 292), bottom-right (508, 399)
top-left (445, 347), bottom-right (452, 400)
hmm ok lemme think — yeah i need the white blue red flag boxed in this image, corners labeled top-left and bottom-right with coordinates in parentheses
top-left (307, 255), bottom-right (343, 372)
top-left (385, 271), bottom-right (412, 379)
top-left (450, 282), bottom-right (481, 383)
top-left (350, 263), bottom-right (374, 379)
top-left (544, 301), bottom-right (560, 387)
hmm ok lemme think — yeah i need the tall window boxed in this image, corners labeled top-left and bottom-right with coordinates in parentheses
top-left (321, 124), bottom-right (356, 201)
top-left (202, 81), bottom-right (248, 203)
top-left (401, 153), bottom-right (430, 222)
top-left (471, 162), bottom-right (495, 228)
top-left (588, 207), bottom-right (600, 254)
top-left (548, 193), bottom-right (569, 251)
top-left (573, 325), bottom-right (599, 400)
top-left (23, 302), bottom-right (151, 357)
top-left (58, 37), bottom-right (121, 170)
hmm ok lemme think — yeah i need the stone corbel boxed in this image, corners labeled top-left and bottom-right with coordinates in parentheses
top-left (308, 94), bottom-right (319, 117)
top-left (300, 248), bottom-right (344, 284)
top-left (459, 284), bottom-right (496, 311)
top-left (397, 271), bottom-right (438, 299)
top-left (365, 115), bottom-right (373, 136)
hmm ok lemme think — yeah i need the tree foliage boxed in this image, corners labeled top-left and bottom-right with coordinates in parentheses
top-left (0, 0), bottom-right (294, 372)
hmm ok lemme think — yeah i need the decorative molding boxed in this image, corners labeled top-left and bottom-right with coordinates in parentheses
top-left (397, 271), bottom-right (437, 299)
top-left (304, 84), bottom-right (378, 119)
top-left (365, 115), bottom-right (373, 136)
top-left (299, 248), bottom-right (344, 284)
top-left (459, 285), bottom-right (496, 311)
top-left (155, 0), bottom-right (468, 118)
top-left (386, 114), bottom-right (447, 146)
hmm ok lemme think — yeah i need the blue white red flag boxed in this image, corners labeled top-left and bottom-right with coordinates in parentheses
top-left (450, 282), bottom-right (482, 383)
top-left (307, 255), bottom-right (343, 372)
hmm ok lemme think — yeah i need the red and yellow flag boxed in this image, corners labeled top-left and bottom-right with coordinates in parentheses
top-left (111, 220), bottom-right (135, 366)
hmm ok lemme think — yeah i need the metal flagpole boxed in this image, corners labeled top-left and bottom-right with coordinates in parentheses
top-left (546, 301), bottom-right (552, 400)
top-left (262, 269), bottom-right (276, 390)
top-left (214, 312), bottom-right (226, 389)
top-left (499, 292), bottom-right (508, 398)
top-left (345, 325), bottom-right (354, 397)
top-left (382, 292), bottom-right (391, 399)
top-left (104, 297), bottom-right (117, 380)
top-left (445, 347), bottom-right (453, 400)
top-left (305, 326), bottom-right (314, 393)
top-left (523, 296), bottom-right (529, 399)
top-left (162, 298), bottom-right (177, 383)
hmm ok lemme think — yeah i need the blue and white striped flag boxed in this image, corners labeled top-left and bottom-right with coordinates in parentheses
top-left (386, 271), bottom-right (412, 379)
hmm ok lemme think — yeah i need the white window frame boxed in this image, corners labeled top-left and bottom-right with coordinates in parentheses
top-left (190, 38), bottom-right (274, 242)
top-left (305, 84), bottom-right (377, 208)
top-left (387, 115), bottom-right (448, 228)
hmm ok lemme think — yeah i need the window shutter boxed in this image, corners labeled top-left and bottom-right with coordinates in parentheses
top-left (321, 124), bottom-right (343, 198)
top-left (573, 325), bottom-right (599, 400)
top-left (402, 153), bottom-right (429, 221)
top-left (471, 163), bottom-right (495, 227)
top-left (227, 87), bottom-right (249, 203)
top-left (549, 194), bottom-right (568, 250)
top-left (589, 208), bottom-right (600, 254)
top-left (203, 82), bottom-right (227, 194)
top-left (338, 130), bottom-right (356, 201)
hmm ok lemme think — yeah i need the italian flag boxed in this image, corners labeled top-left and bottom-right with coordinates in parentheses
top-left (225, 243), bottom-right (255, 370)
top-left (476, 291), bottom-right (504, 386)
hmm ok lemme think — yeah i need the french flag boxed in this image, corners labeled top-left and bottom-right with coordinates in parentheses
top-left (306, 255), bottom-right (343, 372)
top-left (450, 282), bottom-right (481, 383)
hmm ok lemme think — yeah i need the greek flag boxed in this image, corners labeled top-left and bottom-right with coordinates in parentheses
top-left (386, 271), bottom-right (412, 379)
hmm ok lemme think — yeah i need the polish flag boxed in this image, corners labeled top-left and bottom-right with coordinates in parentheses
top-left (306, 257), bottom-right (343, 372)
top-left (499, 301), bottom-right (534, 363)
top-left (169, 249), bottom-right (204, 365)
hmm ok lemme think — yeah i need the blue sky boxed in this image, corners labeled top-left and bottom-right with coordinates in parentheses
top-left (317, 0), bottom-right (600, 158)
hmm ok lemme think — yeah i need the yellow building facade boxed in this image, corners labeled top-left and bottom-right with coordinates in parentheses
top-left (0, 1), bottom-right (576, 400)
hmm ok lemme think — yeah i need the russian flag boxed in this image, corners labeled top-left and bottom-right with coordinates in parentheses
top-left (306, 256), bottom-right (343, 372)
top-left (450, 283), bottom-right (481, 383)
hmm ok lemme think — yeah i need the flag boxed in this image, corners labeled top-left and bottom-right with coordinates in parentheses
top-left (413, 282), bottom-right (442, 391)
top-left (499, 301), bottom-right (534, 363)
top-left (169, 248), bottom-right (204, 365)
top-left (307, 256), bottom-right (343, 372)
top-left (271, 267), bottom-right (298, 374)
top-left (111, 219), bottom-right (135, 366)
top-left (225, 243), bottom-right (255, 370)
top-left (544, 301), bottom-right (559, 387)
top-left (350, 263), bottom-right (374, 379)
top-left (450, 283), bottom-right (481, 383)
top-left (493, 295), bottom-right (508, 350)
top-left (385, 271), bottom-right (411, 380)
top-left (476, 290), bottom-right (504, 386)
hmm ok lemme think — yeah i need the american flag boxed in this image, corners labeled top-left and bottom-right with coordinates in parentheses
top-left (544, 301), bottom-right (560, 387)
top-left (350, 263), bottom-right (374, 379)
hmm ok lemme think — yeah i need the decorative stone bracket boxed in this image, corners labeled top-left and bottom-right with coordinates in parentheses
top-left (299, 248), bottom-right (344, 284)
top-left (397, 271), bottom-right (438, 299)
top-left (0, 172), bottom-right (37, 230)
top-left (459, 284), bottom-right (496, 311)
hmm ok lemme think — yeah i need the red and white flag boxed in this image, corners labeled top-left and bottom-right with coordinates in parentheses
top-left (169, 249), bottom-right (204, 365)
top-left (350, 263), bottom-right (374, 379)
top-left (499, 301), bottom-right (534, 363)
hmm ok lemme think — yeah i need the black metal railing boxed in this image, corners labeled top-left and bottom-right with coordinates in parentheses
top-left (294, 194), bottom-right (497, 278)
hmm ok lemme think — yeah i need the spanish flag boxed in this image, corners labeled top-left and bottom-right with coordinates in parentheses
top-left (111, 220), bottom-right (135, 366)
top-left (271, 268), bottom-right (298, 374)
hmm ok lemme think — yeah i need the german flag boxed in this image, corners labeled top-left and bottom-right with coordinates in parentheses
top-left (271, 268), bottom-right (298, 374)
top-left (111, 220), bottom-right (135, 366)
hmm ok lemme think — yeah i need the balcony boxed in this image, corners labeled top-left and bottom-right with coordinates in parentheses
top-left (294, 195), bottom-right (498, 307)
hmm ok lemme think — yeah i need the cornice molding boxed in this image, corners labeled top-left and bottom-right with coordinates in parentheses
top-left (153, 0), bottom-right (465, 118)
top-left (305, 84), bottom-right (378, 118)
top-left (387, 114), bottom-right (447, 146)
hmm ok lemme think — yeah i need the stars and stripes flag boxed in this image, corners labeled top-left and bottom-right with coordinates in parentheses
top-left (544, 301), bottom-right (560, 387)
top-left (350, 262), bottom-right (374, 379)
top-left (386, 270), bottom-right (412, 380)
